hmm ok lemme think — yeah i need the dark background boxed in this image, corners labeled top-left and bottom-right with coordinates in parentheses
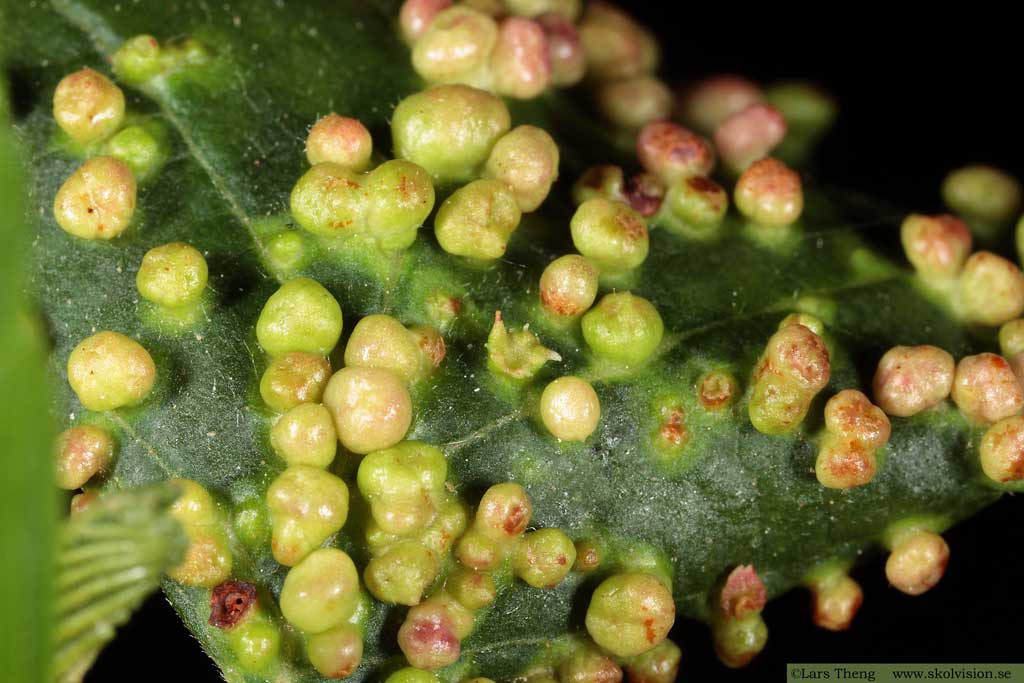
top-left (87, 7), bottom-right (1023, 682)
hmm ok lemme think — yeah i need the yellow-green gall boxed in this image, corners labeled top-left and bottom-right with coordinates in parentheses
top-left (476, 482), bottom-right (533, 541)
top-left (958, 251), bottom-right (1024, 326)
top-left (267, 231), bottom-right (305, 272)
top-left (664, 176), bottom-right (728, 234)
top-left (540, 255), bottom-right (599, 318)
top-left (357, 441), bottom-right (447, 535)
top-left (490, 17), bottom-right (552, 99)
top-left (558, 646), bottom-right (622, 683)
top-left (435, 179), bottom-right (522, 260)
top-left (1000, 320), bottom-right (1024, 358)
top-left (52, 67), bottom-right (125, 144)
top-left (483, 125), bottom-right (559, 212)
top-left (578, 3), bottom-right (658, 82)
top-left (306, 625), bottom-right (363, 679)
top-left (446, 568), bottom-right (496, 610)
top-left (570, 198), bottom-right (649, 274)
top-left (54, 425), bottom-right (114, 490)
top-left (872, 345), bottom-right (955, 417)
top-left (364, 541), bottom-right (440, 605)
top-left (699, 369), bottom-right (739, 411)
top-left (623, 639), bottom-right (681, 683)
top-left (713, 616), bottom-right (767, 668)
top-left (54, 156), bottom-right (136, 239)
top-left (233, 497), bottom-right (271, 548)
top-left (344, 314), bottom-right (427, 383)
top-left (455, 527), bottom-right (503, 571)
top-left (573, 538), bottom-right (602, 573)
top-left (979, 416), bottom-right (1024, 483)
top-left (597, 76), bottom-right (672, 130)
top-left (885, 529), bottom-right (949, 596)
top-left (951, 353), bottom-right (1024, 425)
top-left (540, 376), bottom-right (600, 442)
top-left (679, 75), bottom-right (764, 135)
top-left (734, 157), bottom-right (803, 228)
top-left (323, 367), bottom-right (413, 454)
top-left (505, 0), bottom-right (581, 19)
top-left (103, 124), bottom-right (166, 183)
top-left (112, 35), bottom-right (163, 83)
top-left (386, 667), bottom-right (440, 683)
top-left (259, 352), bottom-right (332, 413)
top-left (486, 311), bottom-right (561, 381)
top-left (256, 278), bottom-right (343, 357)
top-left (511, 528), bottom-right (576, 588)
top-left (280, 548), bottom-right (361, 633)
top-left (942, 165), bottom-right (1022, 239)
top-left (67, 331), bottom-right (156, 411)
top-left (270, 403), bottom-right (337, 468)
top-left (585, 572), bottom-right (675, 657)
top-left (748, 323), bottom-right (830, 434)
top-left (412, 6), bottom-right (498, 85)
top-left (167, 479), bottom-right (232, 586)
top-left (289, 162), bottom-right (366, 237)
top-left (581, 292), bottom-right (664, 366)
top-left (306, 114), bottom-right (372, 170)
top-left (267, 465), bottom-right (349, 566)
top-left (392, 85), bottom-right (511, 184)
top-left (136, 242), bottom-right (208, 308)
top-left (573, 165), bottom-right (625, 206)
top-left (900, 214), bottom-right (972, 280)
top-left (226, 612), bottom-right (281, 673)
top-left (363, 160), bottom-right (436, 250)
top-left (409, 325), bottom-right (447, 376)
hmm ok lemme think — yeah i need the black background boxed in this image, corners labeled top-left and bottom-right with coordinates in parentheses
top-left (87, 7), bottom-right (1024, 682)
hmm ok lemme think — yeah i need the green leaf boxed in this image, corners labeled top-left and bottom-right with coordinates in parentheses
top-left (2, 1), bottom-right (1006, 682)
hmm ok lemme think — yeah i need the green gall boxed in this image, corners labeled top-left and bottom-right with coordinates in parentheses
top-left (573, 165), bottom-right (625, 207)
top-left (357, 440), bottom-right (447, 535)
top-left (364, 160), bottom-right (436, 250)
top-left (873, 345), bottom-right (954, 417)
top-left (270, 403), bottom-right (338, 468)
top-left (52, 67), bottom-right (125, 145)
top-left (476, 481), bottom-right (532, 541)
top-left (623, 639), bottom-right (681, 683)
top-left (435, 179), bottom-right (522, 260)
top-left (267, 231), bottom-right (305, 272)
top-left (765, 81), bottom-right (837, 135)
top-left (573, 538), bottom-right (602, 572)
top-left (289, 162), bottom-right (366, 237)
top-left (511, 527), bottom-right (576, 588)
top-left (585, 572), bottom-right (675, 657)
top-left (748, 323), bottom-right (830, 434)
top-left (664, 175), bottom-right (728, 234)
top-left (306, 114), bottom-right (373, 170)
top-left (412, 6), bottom-right (497, 86)
top-left (635, 121), bottom-right (715, 184)
top-left (597, 76), bottom-right (672, 130)
top-left (885, 529), bottom-right (949, 596)
top-left (540, 255), bottom-right (599, 318)
top-left (698, 369), bottom-right (739, 411)
top-left (306, 625), bottom-right (364, 679)
top-left (397, 599), bottom-right (463, 669)
top-left (418, 495), bottom-right (468, 556)
top-left (1000, 320), bottom-right (1024, 358)
top-left (540, 376), bottom-right (601, 442)
top-left (232, 497), bottom-right (271, 548)
top-left (679, 75), bottom-right (764, 135)
top-left (980, 416), bottom-right (1024, 483)
top-left (136, 242), bottom-right (208, 309)
top-left (483, 125), bottom-right (559, 212)
top-left (714, 103), bottom-right (788, 173)
top-left (267, 465), bottom-right (349, 566)
top-left (505, 0), bottom-right (581, 19)
top-left (67, 331), bottom-right (156, 411)
top-left (167, 479), bottom-right (232, 586)
top-left (581, 292), bottom-right (664, 366)
top-left (386, 667), bottom-right (440, 683)
top-left (103, 124), bottom-right (166, 183)
top-left (490, 17), bottom-right (551, 99)
top-left (958, 251), bottom-right (1024, 326)
top-left (900, 214), bottom-right (972, 280)
top-left (280, 548), bottom-right (361, 633)
top-left (446, 568), bottom-right (496, 610)
top-left (951, 353), bottom-right (1024, 425)
top-left (409, 325), bottom-right (447, 375)
top-left (942, 164), bottom-right (1022, 239)
top-left (455, 528), bottom-right (503, 571)
top-left (557, 646), bottom-right (622, 683)
top-left (227, 613), bottom-right (281, 673)
top-left (364, 541), bottom-right (440, 605)
top-left (570, 198), bottom-right (649, 274)
top-left (392, 85), bottom-right (511, 184)
top-left (54, 156), bottom-right (137, 239)
top-left (54, 425), bottom-right (114, 490)
top-left (112, 35), bottom-right (163, 83)
top-left (486, 311), bottom-right (561, 381)
top-left (259, 352), bottom-right (332, 413)
top-left (713, 616), bottom-right (767, 668)
top-left (345, 314), bottom-right (427, 383)
top-left (578, 3), bottom-right (658, 82)
top-left (323, 367), bottom-right (413, 454)
top-left (734, 157), bottom-right (804, 228)
top-left (256, 278), bottom-right (343, 357)
top-left (778, 312), bottom-right (825, 336)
